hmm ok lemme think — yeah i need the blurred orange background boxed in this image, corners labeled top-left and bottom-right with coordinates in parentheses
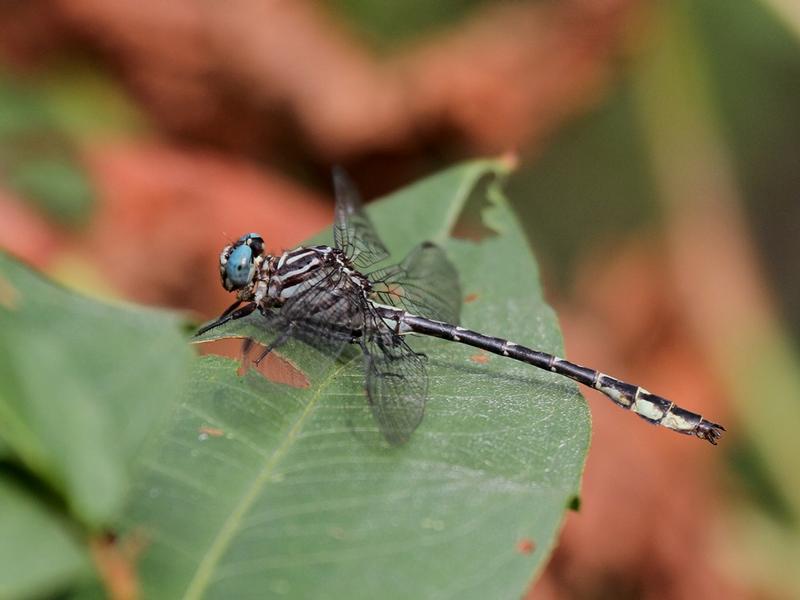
top-left (2, 1), bottom-right (800, 598)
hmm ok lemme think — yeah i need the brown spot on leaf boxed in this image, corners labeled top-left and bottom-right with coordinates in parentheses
top-left (464, 293), bottom-right (479, 304)
top-left (198, 426), bottom-right (224, 437)
top-left (516, 537), bottom-right (536, 555)
top-left (470, 353), bottom-right (489, 364)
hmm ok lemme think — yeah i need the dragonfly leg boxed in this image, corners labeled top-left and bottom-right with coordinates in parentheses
top-left (195, 302), bottom-right (257, 336)
top-left (253, 324), bottom-right (295, 367)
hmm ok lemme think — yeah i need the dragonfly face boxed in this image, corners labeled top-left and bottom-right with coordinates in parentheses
top-left (219, 233), bottom-right (264, 292)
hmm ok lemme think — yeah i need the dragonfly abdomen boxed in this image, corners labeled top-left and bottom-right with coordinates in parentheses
top-left (399, 313), bottom-right (724, 445)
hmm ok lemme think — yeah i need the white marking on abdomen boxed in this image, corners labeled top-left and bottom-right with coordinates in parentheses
top-left (594, 373), bottom-right (607, 389)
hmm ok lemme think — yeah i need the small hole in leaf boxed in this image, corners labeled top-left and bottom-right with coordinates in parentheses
top-left (450, 173), bottom-right (499, 241)
top-left (567, 495), bottom-right (581, 512)
top-left (197, 338), bottom-right (309, 388)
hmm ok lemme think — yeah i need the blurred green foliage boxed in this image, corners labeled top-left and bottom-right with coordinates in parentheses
top-left (503, 1), bottom-right (800, 333)
top-left (0, 253), bottom-right (194, 526)
top-left (694, 0), bottom-right (800, 340)
top-left (0, 251), bottom-right (192, 597)
top-left (332, 0), bottom-right (486, 49)
top-left (0, 478), bottom-right (89, 600)
top-left (0, 71), bottom-right (94, 226)
top-left (507, 86), bottom-right (661, 290)
top-left (0, 62), bottom-right (148, 227)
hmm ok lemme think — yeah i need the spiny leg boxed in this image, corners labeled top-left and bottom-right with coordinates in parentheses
top-left (195, 301), bottom-right (257, 336)
top-left (253, 324), bottom-right (295, 367)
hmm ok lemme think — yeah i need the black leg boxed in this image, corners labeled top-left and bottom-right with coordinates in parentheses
top-left (195, 302), bottom-right (257, 337)
top-left (241, 337), bottom-right (255, 359)
top-left (219, 299), bottom-right (244, 318)
top-left (253, 324), bottom-right (295, 367)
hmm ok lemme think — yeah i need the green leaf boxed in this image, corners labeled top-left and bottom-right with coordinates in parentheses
top-left (127, 160), bottom-right (590, 598)
top-left (0, 475), bottom-right (89, 600)
top-left (0, 254), bottom-right (194, 526)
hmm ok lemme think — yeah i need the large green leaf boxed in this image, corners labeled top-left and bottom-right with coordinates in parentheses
top-left (0, 475), bottom-right (89, 600)
top-left (126, 160), bottom-right (590, 598)
top-left (0, 254), bottom-right (193, 526)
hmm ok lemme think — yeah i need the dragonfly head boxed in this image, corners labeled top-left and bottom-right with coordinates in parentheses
top-left (219, 233), bottom-right (264, 292)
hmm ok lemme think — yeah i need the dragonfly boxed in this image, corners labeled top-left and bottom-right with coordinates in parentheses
top-left (197, 168), bottom-right (724, 445)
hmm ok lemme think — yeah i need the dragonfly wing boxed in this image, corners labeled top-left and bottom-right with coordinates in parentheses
top-left (332, 167), bottom-right (390, 269)
top-left (277, 266), bottom-right (365, 355)
top-left (369, 242), bottom-right (462, 325)
top-left (361, 317), bottom-right (428, 445)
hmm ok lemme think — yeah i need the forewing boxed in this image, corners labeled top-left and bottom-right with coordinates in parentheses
top-left (361, 318), bottom-right (428, 445)
top-left (369, 242), bottom-right (462, 324)
top-left (332, 167), bottom-right (390, 269)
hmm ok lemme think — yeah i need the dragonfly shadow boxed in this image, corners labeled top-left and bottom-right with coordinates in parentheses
top-left (425, 353), bottom-right (576, 392)
top-left (340, 352), bottom-right (578, 451)
top-left (196, 337), bottom-right (311, 388)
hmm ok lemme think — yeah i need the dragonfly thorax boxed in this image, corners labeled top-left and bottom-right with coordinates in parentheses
top-left (264, 245), bottom-right (371, 308)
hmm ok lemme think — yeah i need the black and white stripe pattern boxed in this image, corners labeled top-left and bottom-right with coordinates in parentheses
top-left (378, 309), bottom-right (724, 444)
top-left (269, 246), bottom-right (333, 300)
top-left (263, 245), bottom-right (371, 334)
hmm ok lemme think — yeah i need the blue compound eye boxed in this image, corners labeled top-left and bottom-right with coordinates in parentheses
top-left (238, 232), bottom-right (261, 243)
top-left (225, 244), bottom-right (255, 290)
top-left (237, 232), bottom-right (263, 250)
top-left (220, 233), bottom-right (264, 291)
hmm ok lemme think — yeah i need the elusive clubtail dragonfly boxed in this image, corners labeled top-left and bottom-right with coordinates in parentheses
top-left (197, 168), bottom-right (724, 445)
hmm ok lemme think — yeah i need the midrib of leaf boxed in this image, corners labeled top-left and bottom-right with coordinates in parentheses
top-left (181, 359), bottom-right (352, 600)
